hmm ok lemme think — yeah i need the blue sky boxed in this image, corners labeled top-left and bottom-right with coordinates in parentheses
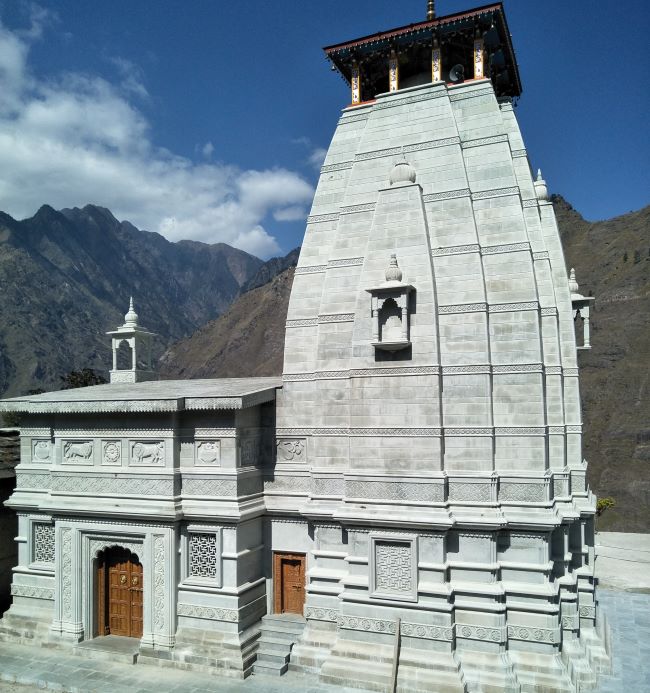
top-left (0, 1), bottom-right (648, 258)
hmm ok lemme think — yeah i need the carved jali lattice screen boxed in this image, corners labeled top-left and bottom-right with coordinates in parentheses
top-left (33, 523), bottom-right (55, 564)
top-left (374, 540), bottom-right (412, 595)
top-left (188, 533), bottom-right (218, 578)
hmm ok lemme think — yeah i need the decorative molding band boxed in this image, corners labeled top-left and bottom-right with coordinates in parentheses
top-left (307, 212), bottom-right (340, 224)
top-left (313, 478), bottom-right (345, 496)
top-left (375, 88), bottom-right (447, 110)
top-left (275, 428), bottom-right (441, 437)
top-left (489, 301), bottom-right (539, 313)
top-left (305, 606), bottom-right (340, 622)
top-left (442, 365), bottom-right (491, 375)
top-left (51, 474), bottom-right (178, 496)
top-left (338, 112), bottom-right (369, 124)
top-left (456, 623), bottom-right (506, 642)
top-left (431, 242), bottom-right (479, 256)
top-left (564, 368), bottom-right (579, 377)
top-left (404, 136), bottom-right (460, 153)
top-left (340, 202), bottom-right (376, 215)
top-left (294, 264), bottom-right (327, 275)
top-left (26, 400), bottom-right (179, 414)
top-left (424, 188), bottom-right (471, 204)
top-left (186, 389), bottom-right (276, 411)
top-left (492, 364), bottom-right (542, 374)
top-left (448, 87), bottom-right (493, 102)
top-left (540, 307), bottom-right (558, 316)
top-left (264, 476), bottom-right (311, 492)
top-left (499, 482), bottom-right (546, 502)
top-left (511, 149), bottom-right (527, 158)
top-left (495, 427), bottom-right (546, 435)
top-left (182, 478), bottom-right (237, 496)
top-left (177, 603), bottom-right (238, 622)
top-left (438, 302), bottom-right (487, 314)
top-left (320, 161), bottom-right (354, 173)
top-left (545, 366), bottom-right (562, 375)
top-left (462, 134), bottom-right (508, 149)
top-left (508, 624), bottom-right (559, 644)
top-left (338, 614), bottom-right (398, 634)
top-left (445, 428), bottom-right (492, 437)
top-left (319, 313), bottom-right (355, 324)
top-left (286, 318), bottom-right (318, 328)
top-left (401, 622), bottom-right (454, 641)
top-left (328, 257), bottom-right (364, 268)
top-left (16, 472), bottom-right (51, 489)
top-left (471, 186), bottom-right (520, 201)
top-left (347, 479), bottom-right (444, 503)
top-left (533, 251), bottom-right (550, 260)
top-left (522, 199), bottom-right (538, 208)
top-left (562, 614), bottom-right (578, 630)
top-left (283, 365), bottom-right (440, 381)
top-left (11, 584), bottom-right (54, 600)
top-left (547, 426), bottom-right (564, 434)
top-left (566, 425), bottom-right (582, 433)
top-left (355, 146), bottom-right (402, 162)
top-left (482, 241), bottom-right (530, 255)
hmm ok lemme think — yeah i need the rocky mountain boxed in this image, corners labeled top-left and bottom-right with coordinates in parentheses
top-left (0, 204), bottom-right (263, 396)
top-left (554, 197), bottom-right (650, 532)
top-left (162, 200), bottom-right (650, 532)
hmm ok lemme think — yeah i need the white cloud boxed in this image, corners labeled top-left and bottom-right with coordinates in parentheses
top-left (307, 147), bottom-right (327, 170)
top-left (273, 205), bottom-right (307, 222)
top-left (0, 13), bottom-right (314, 258)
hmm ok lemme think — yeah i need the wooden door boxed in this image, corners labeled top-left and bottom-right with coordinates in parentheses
top-left (273, 552), bottom-right (305, 615)
top-left (97, 547), bottom-right (143, 638)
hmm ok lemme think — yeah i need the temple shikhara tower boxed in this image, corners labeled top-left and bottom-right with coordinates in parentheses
top-left (0, 2), bottom-right (609, 691)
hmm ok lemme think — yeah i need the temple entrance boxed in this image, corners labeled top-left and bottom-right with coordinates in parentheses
top-left (273, 552), bottom-right (306, 615)
top-left (96, 547), bottom-right (143, 638)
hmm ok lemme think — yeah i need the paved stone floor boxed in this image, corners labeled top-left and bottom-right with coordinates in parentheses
top-left (0, 590), bottom-right (648, 693)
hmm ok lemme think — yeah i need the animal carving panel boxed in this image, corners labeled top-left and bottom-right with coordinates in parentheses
top-left (63, 441), bottom-right (93, 463)
top-left (131, 441), bottom-right (164, 466)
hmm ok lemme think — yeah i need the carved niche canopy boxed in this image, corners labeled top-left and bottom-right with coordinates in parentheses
top-left (366, 254), bottom-right (414, 352)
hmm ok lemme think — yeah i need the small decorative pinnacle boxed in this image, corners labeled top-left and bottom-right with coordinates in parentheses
top-left (534, 168), bottom-right (549, 201)
top-left (427, 1), bottom-right (436, 21)
top-left (124, 297), bottom-right (139, 327)
top-left (568, 268), bottom-right (579, 294)
top-left (536, 168), bottom-right (543, 182)
top-left (389, 159), bottom-right (417, 186)
top-left (385, 254), bottom-right (403, 283)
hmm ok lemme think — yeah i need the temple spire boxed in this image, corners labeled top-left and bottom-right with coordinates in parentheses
top-left (426, 1), bottom-right (436, 20)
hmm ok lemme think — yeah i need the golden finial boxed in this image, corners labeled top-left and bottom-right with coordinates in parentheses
top-left (427, 1), bottom-right (436, 20)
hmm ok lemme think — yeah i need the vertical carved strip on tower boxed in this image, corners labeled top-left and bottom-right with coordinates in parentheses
top-left (351, 63), bottom-right (361, 104)
top-left (474, 37), bottom-right (484, 79)
top-left (389, 50), bottom-right (399, 92)
top-left (432, 41), bottom-right (441, 82)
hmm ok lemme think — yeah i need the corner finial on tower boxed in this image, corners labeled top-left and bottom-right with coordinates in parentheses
top-left (385, 254), bottom-right (403, 284)
top-left (568, 268), bottom-right (579, 295)
top-left (534, 168), bottom-right (549, 201)
top-left (427, 1), bottom-right (436, 20)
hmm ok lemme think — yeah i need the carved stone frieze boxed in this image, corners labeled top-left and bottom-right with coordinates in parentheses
top-left (305, 606), bottom-right (339, 622)
top-left (16, 472), bottom-right (50, 489)
top-left (461, 134), bottom-right (508, 148)
top-left (456, 622), bottom-right (505, 643)
top-left (102, 441), bottom-right (121, 466)
top-left (11, 584), bottom-right (54, 600)
top-left (177, 603), bottom-right (238, 622)
top-left (153, 535), bottom-right (165, 631)
top-left (320, 161), bottom-right (354, 173)
top-left (355, 146), bottom-right (402, 161)
top-left (438, 302), bottom-right (487, 314)
top-left (61, 528), bottom-right (72, 621)
top-left (346, 479), bottom-right (444, 503)
top-left (401, 622), bottom-right (454, 641)
top-left (182, 478), bottom-right (236, 496)
top-left (508, 626), bottom-right (561, 645)
top-left (294, 264), bottom-right (327, 275)
top-left (264, 475), bottom-right (311, 492)
top-left (313, 477), bottom-right (345, 496)
top-left (404, 136), bottom-right (460, 153)
top-left (489, 301), bottom-right (539, 312)
top-left (52, 474), bottom-right (177, 496)
top-left (340, 202), bottom-right (376, 214)
top-left (62, 440), bottom-right (93, 464)
top-left (307, 212), bottom-right (340, 224)
top-left (579, 605), bottom-right (596, 619)
top-left (430, 241), bottom-right (478, 255)
top-left (130, 441), bottom-right (164, 466)
top-left (471, 186), bottom-right (519, 200)
top-left (328, 257), bottom-right (364, 268)
top-left (448, 482), bottom-right (492, 502)
top-left (338, 614), bottom-right (398, 634)
top-left (499, 482), bottom-right (546, 503)
top-left (482, 241), bottom-right (530, 255)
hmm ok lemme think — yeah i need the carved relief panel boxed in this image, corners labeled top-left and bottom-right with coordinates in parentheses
top-left (129, 441), bottom-right (164, 466)
top-left (101, 441), bottom-right (122, 466)
top-left (276, 438), bottom-right (306, 463)
top-left (62, 440), bottom-right (94, 465)
top-left (195, 440), bottom-right (220, 466)
top-left (32, 440), bottom-right (52, 463)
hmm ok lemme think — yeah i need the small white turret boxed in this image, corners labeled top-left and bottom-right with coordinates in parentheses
top-left (534, 168), bottom-right (549, 201)
top-left (106, 298), bottom-right (157, 383)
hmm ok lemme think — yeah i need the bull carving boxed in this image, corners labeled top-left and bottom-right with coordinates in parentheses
top-left (132, 441), bottom-right (164, 465)
top-left (63, 441), bottom-right (93, 461)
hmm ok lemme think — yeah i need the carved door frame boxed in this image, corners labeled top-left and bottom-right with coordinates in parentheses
top-left (273, 552), bottom-right (306, 615)
top-left (96, 546), bottom-right (143, 638)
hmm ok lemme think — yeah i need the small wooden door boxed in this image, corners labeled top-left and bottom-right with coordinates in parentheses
top-left (96, 547), bottom-right (143, 638)
top-left (273, 552), bottom-right (306, 615)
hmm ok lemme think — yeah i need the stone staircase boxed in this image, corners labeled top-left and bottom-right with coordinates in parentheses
top-left (252, 613), bottom-right (306, 676)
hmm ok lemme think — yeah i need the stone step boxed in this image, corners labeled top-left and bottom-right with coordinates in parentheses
top-left (397, 664), bottom-right (467, 693)
top-left (257, 635), bottom-right (297, 653)
top-left (256, 650), bottom-right (290, 666)
top-left (253, 661), bottom-right (289, 676)
top-left (72, 638), bottom-right (139, 665)
top-left (458, 653), bottom-right (520, 693)
top-left (260, 620), bottom-right (307, 636)
top-left (288, 642), bottom-right (333, 675)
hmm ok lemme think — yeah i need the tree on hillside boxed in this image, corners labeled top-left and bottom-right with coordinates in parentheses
top-left (60, 368), bottom-right (107, 390)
